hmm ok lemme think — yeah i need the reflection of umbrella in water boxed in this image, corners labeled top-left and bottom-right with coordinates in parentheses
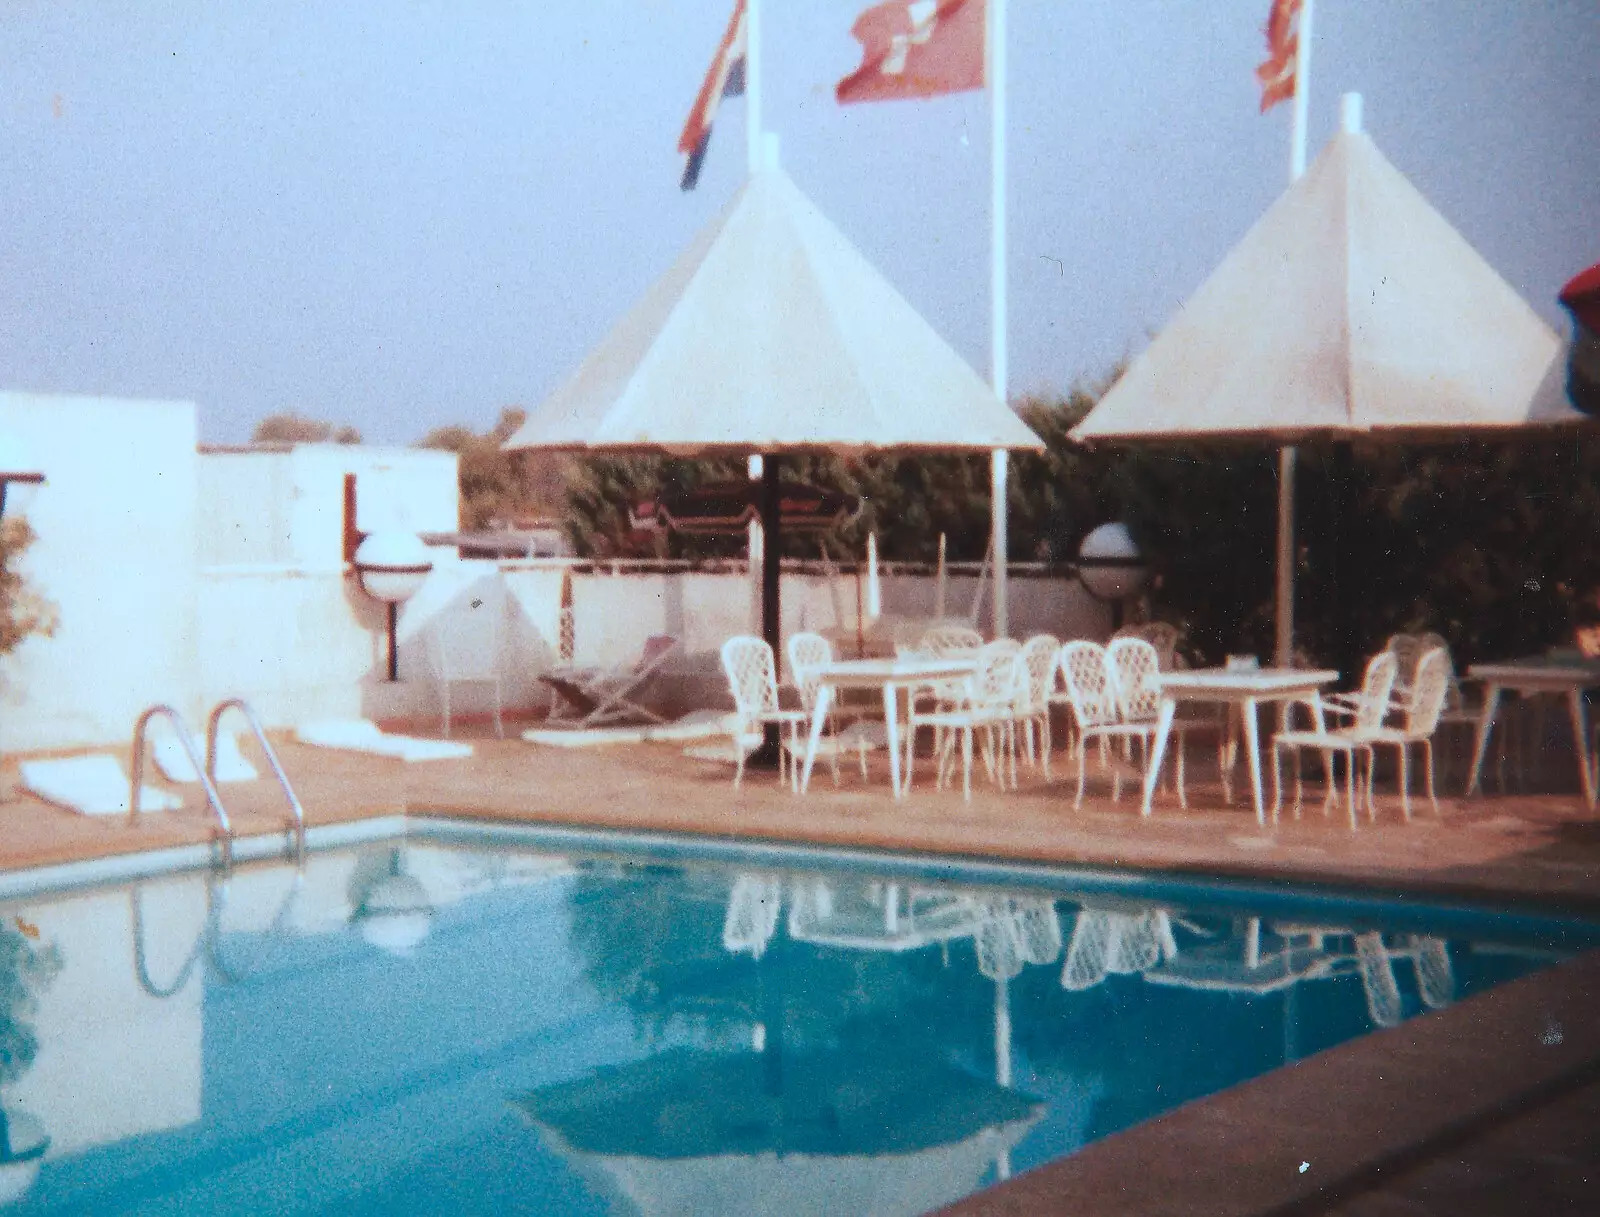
top-left (630, 481), bottom-right (861, 537)
top-left (0, 1107), bottom-right (49, 1207)
top-left (513, 1047), bottom-right (1042, 1217)
top-left (349, 849), bottom-right (433, 957)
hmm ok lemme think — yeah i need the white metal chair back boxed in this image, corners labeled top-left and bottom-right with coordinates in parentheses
top-left (1059, 641), bottom-right (1119, 730)
top-left (786, 632), bottom-right (833, 711)
top-left (1113, 621), bottom-right (1182, 671)
top-left (1401, 648), bottom-right (1452, 738)
top-left (1353, 651), bottom-right (1400, 733)
top-left (1383, 633), bottom-right (1428, 695)
top-left (1018, 634), bottom-right (1061, 712)
top-left (971, 639), bottom-right (1024, 709)
top-left (1105, 637), bottom-right (1162, 723)
top-left (920, 624), bottom-right (984, 657)
top-left (721, 635), bottom-right (781, 721)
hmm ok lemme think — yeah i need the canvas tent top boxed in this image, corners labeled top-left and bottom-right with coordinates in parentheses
top-left (503, 164), bottom-right (1042, 456)
top-left (1072, 110), bottom-right (1580, 444)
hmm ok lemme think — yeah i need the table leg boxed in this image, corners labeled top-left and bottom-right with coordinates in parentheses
top-left (800, 684), bottom-right (833, 794)
top-left (1568, 689), bottom-right (1596, 810)
top-left (1140, 697), bottom-right (1178, 817)
top-left (1465, 684), bottom-right (1503, 797)
top-left (1243, 697), bottom-right (1265, 826)
top-left (885, 683), bottom-right (903, 798)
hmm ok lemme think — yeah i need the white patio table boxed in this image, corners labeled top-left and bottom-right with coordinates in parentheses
top-left (798, 657), bottom-right (979, 797)
top-left (1464, 659), bottom-right (1600, 809)
top-left (1142, 668), bottom-right (1340, 824)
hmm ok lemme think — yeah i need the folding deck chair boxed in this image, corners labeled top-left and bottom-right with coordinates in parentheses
top-left (539, 635), bottom-right (680, 728)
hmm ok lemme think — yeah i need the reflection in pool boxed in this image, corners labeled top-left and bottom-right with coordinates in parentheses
top-left (0, 842), bottom-right (1590, 1215)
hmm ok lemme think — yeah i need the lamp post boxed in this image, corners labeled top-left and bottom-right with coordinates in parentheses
top-left (0, 434), bottom-right (45, 522)
top-left (1076, 523), bottom-right (1149, 632)
top-left (352, 531), bottom-right (433, 682)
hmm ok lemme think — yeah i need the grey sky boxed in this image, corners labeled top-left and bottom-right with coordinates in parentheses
top-left (1, 0), bottom-right (1596, 445)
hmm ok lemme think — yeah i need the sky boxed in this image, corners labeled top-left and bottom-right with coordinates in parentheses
top-left (1, 0), bottom-right (1596, 446)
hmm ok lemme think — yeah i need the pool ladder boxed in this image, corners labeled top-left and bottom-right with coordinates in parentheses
top-left (130, 699), bottom-right (307, 869)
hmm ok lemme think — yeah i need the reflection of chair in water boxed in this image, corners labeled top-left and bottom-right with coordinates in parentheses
top-left (722, 873), bottom-right (783, 960)
top-left (975, 897), bottom-right (1062, 982)
top-left (1060, 907), bottom-right (1177, 991)
top-left (785, 879), bottom-right (988, 952)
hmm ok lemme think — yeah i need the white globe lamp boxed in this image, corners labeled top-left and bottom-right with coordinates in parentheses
top-left (1077, 523), bottom-right (1150, 629)
top-left (353, 531), bottom-right (433, 682)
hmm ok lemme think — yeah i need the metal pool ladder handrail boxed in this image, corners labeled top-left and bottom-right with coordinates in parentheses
top-left (131, 704), bottom-right (234, 870)
top-left (207, 698), bottom-right (306, 864)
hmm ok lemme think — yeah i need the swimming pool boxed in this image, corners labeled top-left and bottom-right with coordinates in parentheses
top-left (0, 826), bottom-right (1592, 1216)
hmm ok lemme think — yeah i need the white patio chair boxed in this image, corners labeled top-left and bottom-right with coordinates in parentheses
top-left (425, 585), bottom-right (505, 739)
top-left (786, 631), bottom-right (869, 785)
top-left (540, 634), bottom-right (679, 728)
top-left (719, 635), bottom-right (806, 792)
top-left (1271, 651), bottom-right (1399, 829)
top-left (1112, 621), bottom-right (1183, 671)
top-left (1059, 640), bottom-right (1162, 811)
top-left (903, 639), bottom-right (1023, 800)
top-left (1016, 634), bottom-right (1061, 777)
top-left (1346, 647), bottom-right (1452, 820)
top-left (1105, 637), bottom-right (1190, 810)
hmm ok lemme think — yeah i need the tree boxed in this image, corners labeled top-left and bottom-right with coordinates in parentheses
top-left (418, 407), bottom-right (571, 530)
top-left (0, 518), bottom-right (57, 658)
top-left (251, 413), bottom-right (362, 444)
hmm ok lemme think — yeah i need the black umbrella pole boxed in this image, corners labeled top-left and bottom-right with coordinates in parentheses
top-left (750, 454), bottom-right (785, 769)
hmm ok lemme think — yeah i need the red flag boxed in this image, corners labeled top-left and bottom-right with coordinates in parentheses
top-left (1255, 0), bottom-right (1302, 113)
top-left (836, 0), bottom-right (985, 105)
top-left (678, 0), bottom-right (747, 191)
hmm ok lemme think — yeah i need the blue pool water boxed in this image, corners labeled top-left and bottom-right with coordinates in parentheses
top-left (0, 833), bottom-right (1592, 1216)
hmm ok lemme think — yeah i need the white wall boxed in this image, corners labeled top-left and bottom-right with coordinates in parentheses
top-left (198, 445), bottom-right (458, 570)
top-left (0, 393), bottom-right (201, 751)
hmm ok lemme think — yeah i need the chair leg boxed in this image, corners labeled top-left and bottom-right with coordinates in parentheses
top-left (1074, 738), bottom-right (1088, 811)
top-left (1346, 752), bottom-right (1359, 830)
top-left (1271, 744), bottom-right (1283, 824)
top-left (1041, 714), bottom-right (1053, 782)
top-left (1424, 739), bottom-right (1440, 816)
top-left (733, 738), bottom-right (746, 791)
top-left (962, 726), bottom-right (973, 801)
top-left (1176, 729), bottom-right (1188, 810)
top-left (1397, 742), bottom-right (1411, 822)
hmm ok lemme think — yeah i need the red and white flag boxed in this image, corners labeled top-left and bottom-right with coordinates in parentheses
top-left (1255, 0), bottom-right (1302, 113)
top-left (836, 0), bottom-right (985, 105)
top-left (678, 0), bottom-right (748, 191)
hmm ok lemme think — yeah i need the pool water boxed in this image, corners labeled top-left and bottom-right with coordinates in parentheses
top-left (0, 837), bottom-right (1591, 1216)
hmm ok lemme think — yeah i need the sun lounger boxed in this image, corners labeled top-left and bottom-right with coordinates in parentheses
top-left (539, 635), bottom-right (679, 728)
top-left (294, 719), bottom-right (473, 762)
top-left (151, 732), bottom-right (259, 784)
top-left (20, 755), bottom-right (183, 816)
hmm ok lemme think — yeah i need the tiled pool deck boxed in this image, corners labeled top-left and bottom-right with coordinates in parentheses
top-left (2, 730), bottom-right (1597, 1214)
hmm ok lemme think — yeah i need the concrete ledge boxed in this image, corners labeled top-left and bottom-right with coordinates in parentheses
top-left (943, 950), bottom-right (1600, 1216)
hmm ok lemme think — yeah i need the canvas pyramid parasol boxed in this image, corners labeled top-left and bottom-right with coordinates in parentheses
top-left (503, 161), bottom-right (1040, 456)
top-left (1073, 103), bottom-right (1579, 443)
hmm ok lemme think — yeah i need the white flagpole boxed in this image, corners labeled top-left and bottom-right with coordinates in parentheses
top-left (989, 0), bottom-right (1009, 641)
top-left (745, 0), bottom-right (763, 175)
top-left (1274, 0), bottom-right (1313, 668)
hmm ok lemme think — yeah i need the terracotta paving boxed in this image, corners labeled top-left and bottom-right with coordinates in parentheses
top-left (1, 729), bottom-right (1597, 1215)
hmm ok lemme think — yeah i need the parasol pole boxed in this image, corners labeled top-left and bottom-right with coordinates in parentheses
top-left (988, 0), bottom-right (1010, 641)
top-left (1274, 0), bottom-right (1314, 667)
top-left (935, 531), bottom-right (947, 619)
